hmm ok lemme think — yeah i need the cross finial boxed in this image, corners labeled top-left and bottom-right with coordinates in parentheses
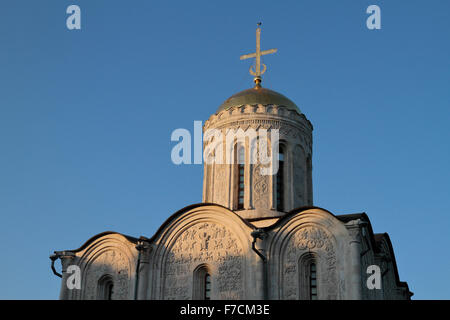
top-left (240, 23), bottom-right (277, 86)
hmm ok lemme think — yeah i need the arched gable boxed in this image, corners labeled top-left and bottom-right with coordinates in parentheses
top-left (149, 204), bottom-right (255, 300)
top-left (71, 232), bottom-right (138, 300)
top-left (375, 233), bottom-right (413, 299)
top-left (266, 207), bottom-right (349, 300)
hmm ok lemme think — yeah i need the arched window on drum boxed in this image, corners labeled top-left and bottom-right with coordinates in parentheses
top-left (276, 143), bottom-right (286, 212)
top-left (234, 144), bottom-right (245, 210)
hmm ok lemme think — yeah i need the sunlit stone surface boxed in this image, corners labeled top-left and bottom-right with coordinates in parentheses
top-left (52, 84), bottom-right (412, 300)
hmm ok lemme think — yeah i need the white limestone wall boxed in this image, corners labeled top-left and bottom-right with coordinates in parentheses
top-left (56, 208), bottom-right (410, 300)
top-left (58, 233), bottom-right (138, 300)
top-left (202, 104), bottom-right (313, 219)
top-left (148, 205), bottom-right (260, 300)
top-left (265, 209), bottom-right (362, 300)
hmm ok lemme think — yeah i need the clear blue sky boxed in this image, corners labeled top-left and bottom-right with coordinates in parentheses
top-left (0, 0), bottom-right (449, 299)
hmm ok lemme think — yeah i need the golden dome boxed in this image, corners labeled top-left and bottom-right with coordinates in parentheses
top-left (217, 83), bottom-right (300, 114)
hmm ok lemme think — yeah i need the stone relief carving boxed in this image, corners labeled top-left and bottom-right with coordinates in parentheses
top-left (252, 141), bottom-right (271, 209)
top-left (204, 124), bottom-right (312, 212)
top-left (214, 121), bottom-right (310, 142)
top-left (213, 164), bottom-right (228, 206)
top-left (293, 145), bottom-right (307, 207)
top-left (205, 105), bottom-right (312, 128)
top-left (282, 226), bottom-right (337, 300)
top-left (205, 117), bottom-right (311, 147)
top-left (82, 249), bottom-right (131, 300)
top-left (162, 222), bottom-right (244, 300)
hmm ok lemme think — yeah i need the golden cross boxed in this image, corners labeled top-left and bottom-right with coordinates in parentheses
top-left (240, 23), bottom-right (277, 80)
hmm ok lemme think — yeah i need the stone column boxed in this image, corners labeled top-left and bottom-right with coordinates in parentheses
top-left (251, 229), bottom-right (267, 300)
top-left (254, 250), bottom-right (265, 300)
top-left (136, 242), bottom-right (152, 300)
top-left (244, 145), bottom-right (253, 210)
top-left (57, 251), bottom-right (77, 300)
top-left (345, 220), bottom-right (363, 300)
top-left (287, 143), bottom-right (294, 211)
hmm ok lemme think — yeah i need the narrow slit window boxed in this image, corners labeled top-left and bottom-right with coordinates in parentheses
top-left (237, 146), bottom-right (245, 210)
top-left (194, 265), bottom-right (212, 300)
top-left (204, 273), bottom-right (211, 300)
top-left (276, 145), bottom-right (285, 211)
top-left (310, 263), bottom-right (317, 300)
top-left (97, 275), bottom-right (114, 300)
top-left (106, 282), bottom-right (114, 300)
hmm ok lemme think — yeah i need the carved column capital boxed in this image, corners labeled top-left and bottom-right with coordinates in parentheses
top-left (53, 251), bottom-right (77, 300)
top-left (345, 219), bottom-right (367, 244)
top-left (136, 240), bottom-right (153, 264)
top-left (344, 219), bottom-right (366, 300)
top-left (54, 251), bottom-right (76, 272)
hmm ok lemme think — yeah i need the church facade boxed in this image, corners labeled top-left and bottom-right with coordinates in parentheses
top-left (50, 27), bottom-right (412, 300)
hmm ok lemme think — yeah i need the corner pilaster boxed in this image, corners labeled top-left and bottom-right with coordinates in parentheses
top-left (345, 219), bottom-right (364, 300)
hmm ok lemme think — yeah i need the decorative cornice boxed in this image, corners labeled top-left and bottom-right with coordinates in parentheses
top-left (345, 219), bottom-right (368, 244)
top-left (203, 117), bottom-right (313, 154)
top-left (205, 104), bottom-right (313, 132)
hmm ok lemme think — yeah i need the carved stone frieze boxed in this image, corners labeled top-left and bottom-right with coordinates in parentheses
top-left (162, 222), bottom-right (244, 300)
top-left (293, 145), bottom-right (307, 208)
top-left (82, 249), bottom-right (132, 300)
top-left (205, 105), bottom-right (312, 132)
top-left (252, 145), bottom-right (271, 209)
top-left (282, 226), bottom-right (338, 300)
